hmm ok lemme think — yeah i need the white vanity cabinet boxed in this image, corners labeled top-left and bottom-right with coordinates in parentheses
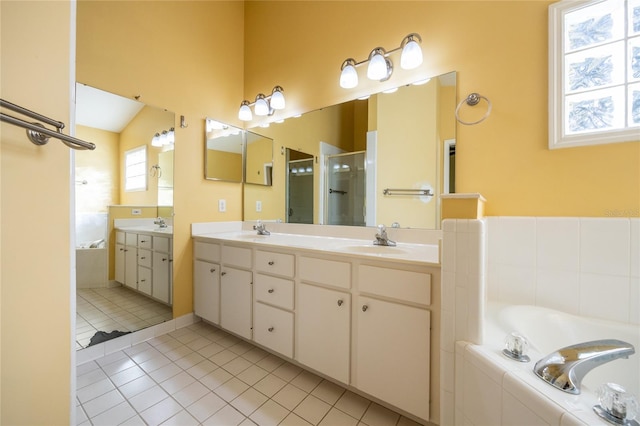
top-left (355, 265), bottom-right (432, 421)
top-left (193, 241), bottom-right (221, 324)
top-left (137, 247), bottom-right (152, 296)
top-left (220, 245), bottom-right (253, 340)
top-left (253, 249), bottom-right (295, 358)
top-left (152, 236), bottom-right (172, 304)
top-left (115, 231), bottom-right (126, 284)
top-left (296, 256), bottom-right (352, 384)
top-left (124, 232), bottom-right (138, 290)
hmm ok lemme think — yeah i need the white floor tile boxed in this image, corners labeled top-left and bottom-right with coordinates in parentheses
top-left (173, 381), bottom-right (210, 407)
top-left (118, 375), bottom-right (156, 399)
top-left (280, 412), bottom-right (313, 426)
top-left (249, 399), bottom-right (290, 426)
top-left (253, 373), bottom-right (287, 398)
top-left (90, 401), bottom-right (136, 426)
top-left (140, 397), bottom-right (182, 426)
top-left (335, 391), bottom-right (371, 420)
top-left (82, 389), bottom-right (125, 418)
top-left (318, 407), bottom-right (358, 426)
top-left (273, 383), bottom-right (308, 411)
top-left (128, 385), bottom-right (169, 412)
top-left (293, 394), bottom-right (331, 425)
top-left (311, 380), bottom-right (346, 405)
top-left (186, 392), bottom-right (227, 422)
top-left (361, 403), bottom-right (400, 426)
top-left (201, 404), bottom-right (246, 426)
top-left (215, 377), bottom-right (250, 402)
top-left (231, 388), bottom-right (268, 416)
top-left (159, 371), bottom-right (196, 395)
top-left (161, 409), bottom-right (199, 426)
top-left (77, 378), bottom-right (115, 404)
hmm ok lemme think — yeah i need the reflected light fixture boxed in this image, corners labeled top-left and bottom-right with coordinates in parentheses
top-left (238, 86), bottom-right (286, 121)
top-left (339, 33), bottom-right (423, 89)
top-left (151, 127), bottom-right (175, 147)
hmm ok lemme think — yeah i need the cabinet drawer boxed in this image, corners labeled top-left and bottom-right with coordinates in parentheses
top-left (358, 265), bottom-right (431, 305)
top-left (137, 234), bottom-right (152, 249)
top-left (254, 302), bottom-right (293, 358)
top-left (125, 232), bottom-right (137, 246)
top-left (255, 250), bottom-right (294, 277)
top-left (138, 249), bottom-right (152, 268)
top-left (194, 241), bottom-right (220, 262)
top-left (138, 266), bottom-right (152, 296)
top-left (154, 236), bottom-right (170, 253)
top-left (222, 245), bottom-right (252, 269)
top-left (116, 231), bottom-right (125, 245)
top-left (255, 274), bottom-right (294, 310)
top-left (299, 256), bottom-right (351, 290)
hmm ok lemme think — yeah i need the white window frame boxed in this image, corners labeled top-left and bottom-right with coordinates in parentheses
top-left (124, 145), bottom-right (147, 192)
top-left (549, 0), bottom-right (640, 149)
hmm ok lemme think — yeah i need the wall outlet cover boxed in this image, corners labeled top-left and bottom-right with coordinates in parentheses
top-left (218, 199), bottom-right (226, 212)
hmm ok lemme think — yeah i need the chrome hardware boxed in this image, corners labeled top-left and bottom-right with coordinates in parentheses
top-left (373, 224), bottom-right (396, 247)
top-left (268, 289), bottom-right (274, 293)
top-left (210, 268), bottom-right (215, 273)
top-left (140, 256), bottom-right (146, 260)
top-left (140, 239), bottom-right (147, 243)
top-left (362, 305), bottom-right (368, 312)
top-left (162, 257), bottom-right (167, 261)
top-left (337, 300), bottom-right (343, 306)
top-left (268, 327), bottom-right (274, 332)
top-left (253, 220), bottom-right (271, 235)
top-left (534, 339), bottom-right (635, 394)
top-left (221, 272), bottom-right (227, 276)
top-left (153, 217), bottom-right (167, 228)
top-left (268, 261), bottom-right (275, 265)
top-left (502, 332), bottom-right (530, 362)
top-left (594, 383), bottom-right (639, 425)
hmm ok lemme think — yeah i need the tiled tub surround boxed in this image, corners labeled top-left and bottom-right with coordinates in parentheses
top-left (191, 222), bottom-right (441, 425)
top-left (440, 217), bottom-right (640, 426)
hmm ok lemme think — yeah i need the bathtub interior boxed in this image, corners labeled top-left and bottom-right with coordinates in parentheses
top-left (76, 212), bottom-right (108, 288)
top-left (486, 303), bottom-right (640, 397)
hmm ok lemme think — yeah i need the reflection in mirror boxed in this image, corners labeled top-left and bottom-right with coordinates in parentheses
top-left (205, 118), bottom-right (244, 182)
top-left (244, 71), bottom-right (456, 230)
top-left (74, 83), bottom-right (175, 350)
top-left (287, 149), bottom-right (314, 223)
top-left (245, 131), bottom-right (274, 186)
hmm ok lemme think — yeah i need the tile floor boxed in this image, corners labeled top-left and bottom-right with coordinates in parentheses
top-left (77, 287), bottom-right (173, 349)
top-left (77, 321), bottom-right (422, 426)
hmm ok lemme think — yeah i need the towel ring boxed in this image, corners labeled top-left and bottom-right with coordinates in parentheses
top-left (455, 92), bottom-right (492, 125)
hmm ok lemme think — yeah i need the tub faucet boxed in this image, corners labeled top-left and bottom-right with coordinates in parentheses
top-left (154, 217), bottom-right (167, 228)
top-left (253, 220), bottom-right (270, 235)
top-left (374, 224), bottom-right (396, 247)
top-left (534, 339), bottom-right (635, 394)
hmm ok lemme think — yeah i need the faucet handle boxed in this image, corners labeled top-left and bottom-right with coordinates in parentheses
top-left (595, 383), bottom-right (639, 424)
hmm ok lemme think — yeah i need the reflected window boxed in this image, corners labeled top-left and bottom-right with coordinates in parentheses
top-left (549, 0), bottom-right (640, 148)
top-left (124, 145), bottom-right (147, 191)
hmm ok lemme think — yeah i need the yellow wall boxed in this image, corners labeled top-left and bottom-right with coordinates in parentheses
top-left (76, 125), bottom-right (120, 212)
top-left (77, 0), bottom-right (246, 318)
top-left (0, 1), bottom-right (72, 423)
top-left (244, 1), bottom-right (639, 218)
top-left (207, 150), bottom-right (243, 182)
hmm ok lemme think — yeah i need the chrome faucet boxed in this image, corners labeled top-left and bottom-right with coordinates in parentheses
top-left (153, 217), bottom-right (167, 228)
top-left (534, 339), bottom-right (635, 394)
top-left (253, 220), bottom-right (270, 235)
top-left (374, 224), bottom-right (396, 247)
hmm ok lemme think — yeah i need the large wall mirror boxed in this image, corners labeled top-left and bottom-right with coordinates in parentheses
top-left (243, 71), bottom-right (457, 230)
top-left (74, 83), bottom-right (175, 350)
top-left (205, 118), bottom-right (244, 182)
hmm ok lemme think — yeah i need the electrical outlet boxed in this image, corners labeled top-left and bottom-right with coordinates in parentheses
top-left (218, 199), bottom-right (226, 212)
top-left (132, 209), bottom-right (142, 215)
top-left (256, 201), bottom-right (262, 212)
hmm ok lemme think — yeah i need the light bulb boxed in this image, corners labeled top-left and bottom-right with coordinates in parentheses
top-left (400, 37), bottom-right (423, 70)
top-left (151, 133), bottom-right (162, 147)
top-left (159, 131), bottom-right (168, 145)
top-left (254, 94), bottom-right (269, 116)
top-left (166, 128), bottom-right (175, 144)
top-left (340, 59), bottom-right (358, 89)
top-left (270, 87), bottom-right (285, 110)
top-left (238, 101), bottom-right (252, 121)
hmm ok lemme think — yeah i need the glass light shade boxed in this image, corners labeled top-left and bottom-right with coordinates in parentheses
top-left (400, 39), bottom-right (423, 70)
top-left (151, 133), bottom-right (162, 147)
top-left (270, 87), bottom-right (285, 109)
top-left (254, 95), bottom-right (269, 116)
top-left (159, 131), bottom-right (168, 145)
top-left (166, 128), bottom-right (175, 145)
top-left (367, 50), bottom-right (389, 81)
top-left (340, 62), bottom-right (358, 89)
top-left (238, 101), bottom-right (252, 121)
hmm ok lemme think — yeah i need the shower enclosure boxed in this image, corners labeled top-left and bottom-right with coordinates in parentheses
top-left (325, 151), bottom-right (366, 226)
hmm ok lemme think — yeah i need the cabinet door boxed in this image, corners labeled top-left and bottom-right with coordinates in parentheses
top-left (137, 266), bottom-right (152, 296)
top-left (297, 283), bottom-right (350, 384)
top-left (356, 296), bottom-right (430, 421)
top-left (194, 259), bottom-right (220, 324)
top-left (124, 247), bottom-right (137, 289)
top-left (115, 243), bottom-right (125, 284)
top-left (220, 267), bottom-right (252, 339)
top-left (153, 251), bottom-right (171, 304)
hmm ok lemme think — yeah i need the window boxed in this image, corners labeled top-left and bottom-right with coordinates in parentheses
top-left (549, 0), bottom-right (640, 148)
top-left (124, 146), bottom-right (147, 192)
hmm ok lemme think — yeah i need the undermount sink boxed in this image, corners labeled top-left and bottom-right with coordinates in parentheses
top-left (342, 245), bottom-right (409, 255)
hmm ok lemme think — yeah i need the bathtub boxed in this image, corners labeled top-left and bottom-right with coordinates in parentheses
top-left (76, 245), bottom-right (107, 288)
top-left (456, 303), bottom-right (640, 425)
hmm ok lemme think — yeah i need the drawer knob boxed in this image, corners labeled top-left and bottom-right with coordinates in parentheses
top-left (268, 327), bottom-right (274, 332)
top-left (337, 299), bottom-right (343, 306)
top-left (140, 256), bottom-right (146, 260)
top-left (221, 272), bottom-right (227, 276)
top-left (268, 289), bottom-right (274, 293)
top-left (362, 305), bottom-right (368, 312)
top-left (210, 268), bottom-right (216, 273)
top-left (268, 261), bottom-right (275, 266)
top-left (163, 258), bottom-right (168, 262)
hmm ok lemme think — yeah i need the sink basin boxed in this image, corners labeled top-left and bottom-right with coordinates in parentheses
top-left (234, 233), bottom-right (269, 239)
top-left (342, 245), bottom-right (409, 255)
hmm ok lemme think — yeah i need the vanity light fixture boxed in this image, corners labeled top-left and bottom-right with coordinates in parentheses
top-left (339, 33), bottom-right (423, 89)
top-left (151, 127), bottom-right (175, 147)
top-left (238, 86), bottom-right (286, 121)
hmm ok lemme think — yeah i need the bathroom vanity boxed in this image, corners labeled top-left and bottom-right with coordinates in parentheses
top-left (192, 224), bottom-right (441, 424)
top-left (115, 227), bottom-right (173, 305)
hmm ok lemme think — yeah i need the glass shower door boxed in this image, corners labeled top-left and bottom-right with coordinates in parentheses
top-left (326, 151), bottom-right (366, 226)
